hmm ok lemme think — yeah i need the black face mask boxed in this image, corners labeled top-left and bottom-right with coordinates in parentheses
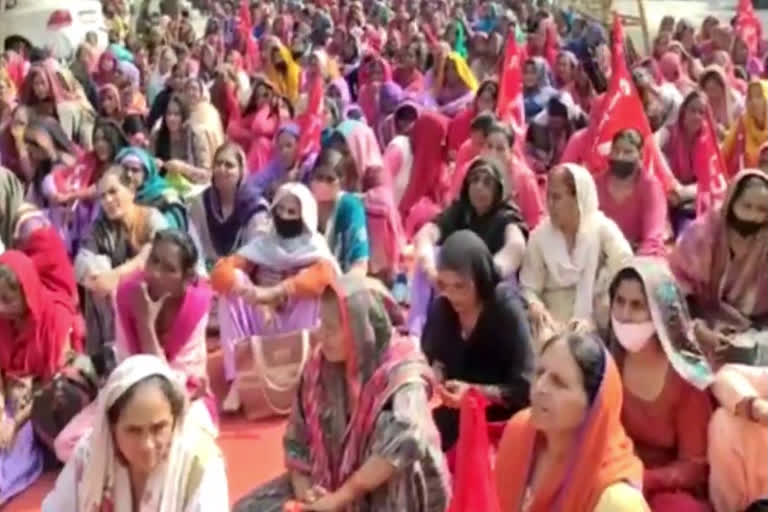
top-left (727, 208), bottom-right (766, 237)
top-left (274, 215), bottom-right (304, 238)
top-left (609, 159), bottom-right (637, 179)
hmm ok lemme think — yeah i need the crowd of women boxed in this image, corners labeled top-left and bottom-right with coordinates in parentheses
top-left (0, 0), bottom-right (765, 509)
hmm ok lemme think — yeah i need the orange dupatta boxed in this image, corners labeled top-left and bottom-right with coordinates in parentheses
top-left (495, 352), bottom-right (643, 512)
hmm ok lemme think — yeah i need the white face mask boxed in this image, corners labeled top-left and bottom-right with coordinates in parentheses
top-left (611, 316), bottom-right (656, 352)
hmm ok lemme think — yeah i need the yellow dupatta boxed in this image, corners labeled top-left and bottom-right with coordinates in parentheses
top-left (265, 42), bottom-right (302, 106)
top-left (434, 51), bottom-right (479, 96)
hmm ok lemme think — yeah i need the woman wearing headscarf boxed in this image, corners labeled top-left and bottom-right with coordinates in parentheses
top-left (331, 119), bottom-right (386, 192)
top-left (712, 50), bottom-right (747, 94)
top-left (263, 37), bottom-right (302, 106)
top-left (117, 147), bottom-right (187, 230)
top-left (495, 331), bottom-right (649, 511)
top-left (250, 123), bottom-right (316, 198)
top-left (0, 245), bottom-right (83, 505)
top-left (356, 55), bottom-right (393, 127)
top-left (421, 228), bottom-right (533, 453)
top-left (183, 78), bottom-right (225, 169)
top-left (398, 111), bottom-right (451, 235)
top-left (522, 57), bottom-right (557, 121)
top-left (42, 355), bottom-right (228, 511)
top-left (228, 77), bottom-right (292, 174)
top-left (708, 364), bottom-right (768, 512)
top-left (430, 49), bottom-right (478, 118)
top-left (232, 275), bottom-right (450, 512)
top-left (608, 258), bottom-right (714, 511)
top-left (210, 183), bottom-right (340, 412)
top-left (658, 51), bottom-right (698, 96)
top-left (0, 66), bottom-right (17, 130)
top-left (97, 84), bottom-right (125, 126)
top-left (115, 61), bottom-right (147, 117)
top-left (520, 164), bottom-right (633, 343)
top-left (722, 80), bottom-right (768, 176)
top-left (669, 171), bottom-right (768, 366)
top-left (188, 142), bottom-right (267, 271)
top-left (525, 94), bottom-right (587, 175)
top-left (20, 64), bottom-right (95, 149)
top-left (699, 66), bottom-right (744, 140)
top-left (75, 165), bottom-right (168, 354)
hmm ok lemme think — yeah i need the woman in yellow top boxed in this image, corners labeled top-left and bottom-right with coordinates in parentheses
top-left (263, 37), bottom-right (302, 107)
top-left (722, 80), bottom-right (768, 176)
top-left (495, 330), bottom-right (650, 512)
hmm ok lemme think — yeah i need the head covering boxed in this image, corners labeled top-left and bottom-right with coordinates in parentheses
top-left (658, 51), bottom-right (696, 93)
top-left (434, 52), bottom-right (479, 96)
top-left (496, 345), bottom-right (643, 512)
top-left (117, 60), bottom-right (141, 90)
top-left (250, 123), bottom-right (303, 196)
top-left (398, 111), bottom-right (449, 216)
top-left (204, 146), bottom-right (267, 256)
top-left (328, 77), bottom-right (352, 109)
top-left (609, 257), bottom-right (714, 390)
top-left (116, 146), bottom-right (170, 204)
top-left (741, 80), bottom-right (768, 166)
top-left (336, 119), bottom-right (384, 189)
top-left (436, 157), bottom-right (527, 253)
top-left (536, 164), bottom-right (622, 319)
top-left (0, 249), bottom-right (79, 380)
top-left (19, 64), bottom-right (75, 105)
top-left (237, 182), bottom-right (339, 272)
top-left (438, 230), bottom-right (501, 302)
top-left (699, 65), bottom-right (743, 129)
top-left (93, 51), bottom-right (119, 85)
top-left (99, 83), bottom-right (124, 118)
top-left (76, 354), bottom-right (219, 512)
top-left (523, 57), bottom-right (557, 119)
top-left (295, 275), bottom-right (437, 489)
top-left (378, 81), bottom-right (405, 118)
top-left (670, 170), bottom-right (768, 323)
top-left (263, 39), bottom-right (302, 105)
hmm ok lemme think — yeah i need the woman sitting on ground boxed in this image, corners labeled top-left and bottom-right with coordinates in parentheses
top-left (210, 182), bottom-right (339, 412)
top-left (55, 230), bottom-right (219, 462)
top-left (422, 230), bottom-right (534, 453)
top-left (520, 163), bottom-right (633, 344)
top-left (410, 157), bottom-right (528, 336)
top-left (608, 258), bottom-right (714, 511)
top-left (187, 142), bottom-right (268, 272)
top-left (0, 247), bottom-right (83, 506)
top-left (495, 331), bottom-right (650, 511)
top-left (75, 165), bottom-right (167, 355)
top-left (232, 275), bottom-right (450, 512)
top-left (42, 355), bottom-right (229, 512)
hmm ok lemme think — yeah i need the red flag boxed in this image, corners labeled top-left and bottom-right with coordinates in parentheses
top-left (695, 108), bottom-right (728, 216)
top-left (447, 390), bottom-right (502, 512)
top-left (238, 0), bottom-right (252, 32)
top-left (735, 0), bottom-right (763, 56)
top-left (583, 15), bottom-right (677, 191)
top-left (497, 34), bottom-right (526, 151)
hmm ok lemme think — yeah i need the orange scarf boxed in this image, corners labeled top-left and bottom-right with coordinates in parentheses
top-left (495, 354), bottom-right (643, 512)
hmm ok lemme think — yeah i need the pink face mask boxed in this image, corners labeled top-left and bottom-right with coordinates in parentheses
top-left (611, 316), bottom-right (656, 352)
top-left (311, 181), bottom-right (336, 203)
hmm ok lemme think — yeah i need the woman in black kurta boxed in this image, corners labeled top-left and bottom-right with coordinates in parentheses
top-left (421, 230), bottom-right (534, 451)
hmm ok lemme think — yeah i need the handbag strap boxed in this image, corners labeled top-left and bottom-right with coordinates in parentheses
top-left (249, 330), bottom-right (310, 393)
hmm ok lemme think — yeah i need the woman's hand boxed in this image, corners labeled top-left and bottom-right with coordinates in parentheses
top-left (134, 281), bottom-right (168, 324)
top-left (164, 159), bottom-right (187, 176)
top-left (85, 271), bottom-right (119, 298)
top-left (439, 380), bottom-right (470, 409)
top-left (0, 416), bottom-right (15, 451)
top-left (751, 398), bottom-right (768, 426)
top-left (567, 317), bottom-right (595, 335)
top-left (300, 486), bottom-right (352, 511)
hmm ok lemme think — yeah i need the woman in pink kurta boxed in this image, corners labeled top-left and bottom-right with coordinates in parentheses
top-left (608, 258), bottom-right (715, 512)
top-left (484, 122), bottom-right (545, 229)
top-left (595, 130), bottom-right (668, 256)
top-left (709, 364), bottom-right (768, 512)
top-left (53, 230), bottom-right (218, 462)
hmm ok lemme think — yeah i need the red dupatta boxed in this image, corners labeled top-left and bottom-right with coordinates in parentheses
top-left (0, 244), bottom-right (81, 380)
top-left (398, 111), bottom-right (450, 216)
